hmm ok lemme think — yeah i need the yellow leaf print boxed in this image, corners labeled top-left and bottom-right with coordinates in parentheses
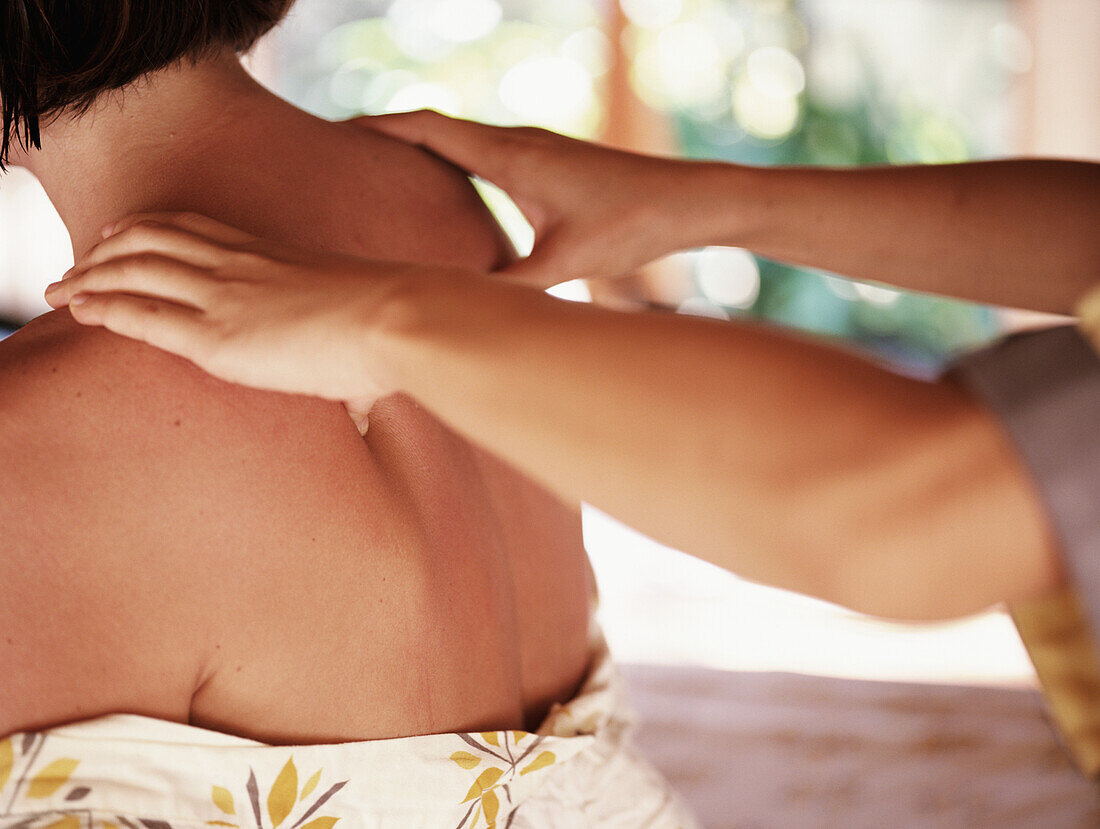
top-left (0, 738), bottom-right (12, 792)
top-left (519, 751), bottom-right (556, 776)
top-left (206, 822), bottom-right (238, 827)
top-left (511, 732), bottom-right (527, 745)
top-left (103, 823), bottom-right (120, 829)
top-left (461, 767), bottom-right (505, 804)
top-left (482, 789), bottom-right (500, 826)
top-left (27, 758), bottom-right (80, 798)
top-left (40, 817), bottom-right (80, 829)
top-left (449, 751), bottom-right (481, 771)
top-left (480, 732), bottom-right (500, 747)
top-left (299, 818), bottom-right (339, 829)
top-left (212, 785), bottom-right (236, 815)
top-left (267, 757), bottom-right (298, 828)
top-left (301, 769), bottom-right (322, 800)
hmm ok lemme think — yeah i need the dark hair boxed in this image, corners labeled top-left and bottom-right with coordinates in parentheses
top-left (1, 0), bottom-right (294, 168)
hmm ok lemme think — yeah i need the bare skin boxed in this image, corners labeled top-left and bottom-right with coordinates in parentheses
top-left (47, 113), bottom-right (1076, 622)
top-left (364, 111), bottom-right (1100, 313)
top-left (0, 55), bottom-right (593, 743)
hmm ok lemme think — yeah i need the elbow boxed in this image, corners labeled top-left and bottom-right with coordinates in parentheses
top-left (779, 539), bottom-right (964, 623)
top-left (824, 543), bottom-right (998, 622)
top-left (776, 474), bottom-right (1004, 623)
top-left (727, 500), bottom-right (999, 621)
top-left (723, 381), bottom-right (1058, 623)
top-left (807, 499), bottom-right (1051, 623)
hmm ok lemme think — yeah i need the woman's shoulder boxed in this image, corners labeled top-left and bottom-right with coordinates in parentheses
top-left (0, 309), bottom-right (353, 438)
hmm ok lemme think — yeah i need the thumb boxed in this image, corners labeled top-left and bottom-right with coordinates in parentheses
top-left (494, 257), bottom-right (560, 290)
top-left (493, 234), bottom-right (577, 289)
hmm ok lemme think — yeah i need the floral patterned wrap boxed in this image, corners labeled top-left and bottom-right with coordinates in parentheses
top-left (0, 638), bottom-right (696, 829)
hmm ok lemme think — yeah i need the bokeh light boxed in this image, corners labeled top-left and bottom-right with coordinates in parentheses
top-left (499, 55), bottom-right (595, 127)
top-left (621, 0), bottom-right (683, 30)
top-left (696, 247), bottom-right (761, 309)
top-left (853, 282), bottom-right (902, 308)
top-left (732, 74), bottom-right (801, 140)
top-left (747, 46), bottom-right (806, 98)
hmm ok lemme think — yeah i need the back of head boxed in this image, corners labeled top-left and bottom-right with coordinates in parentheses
top-left (0, 0), bottom-right (294, 168)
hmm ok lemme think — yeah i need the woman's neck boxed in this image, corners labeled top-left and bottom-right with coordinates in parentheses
top-left (22, 52), bottom-right (299, 259)
top-left (19, 51), bottom-right (508, 285)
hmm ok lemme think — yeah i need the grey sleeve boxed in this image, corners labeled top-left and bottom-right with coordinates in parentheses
top-left (951, 325), bottom-right (1100, 637)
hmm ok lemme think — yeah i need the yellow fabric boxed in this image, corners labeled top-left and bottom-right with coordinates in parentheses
top-left (0, 637), bottom-right (697, 829)
top-left (1010, 588), bottom-right (1100, 776)
top-left (1076, 286), bottom-right (1100, 348)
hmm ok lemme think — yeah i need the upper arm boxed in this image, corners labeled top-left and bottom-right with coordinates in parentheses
top-left (727, 325), bottom-right (1066, 622)
top-left (836, 371), bottom-right (1060, 615)
top-left (685, 321), bottom-right (1062, 621)
top-left (810, 370), bottom-right (1063, 622)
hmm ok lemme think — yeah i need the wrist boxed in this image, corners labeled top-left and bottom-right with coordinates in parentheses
top-left (360, 265), bottom-right (497, 394)
top-left (633, 158), bottom-right (712, 256)
top-left (354, 265), bottom-right (446, 395)
top-left (686, 160), bottom-right (770, 251)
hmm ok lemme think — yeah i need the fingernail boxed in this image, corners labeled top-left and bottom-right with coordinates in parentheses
top-left (70, 294), bottom-right (88, 306)
top-left (101, 222), bottom-right (116, 238)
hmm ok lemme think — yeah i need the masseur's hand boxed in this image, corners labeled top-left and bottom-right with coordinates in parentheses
top-left (44, 212), bottom-right (441, 431)
top-left (358, 110), bottom-right (716, 288)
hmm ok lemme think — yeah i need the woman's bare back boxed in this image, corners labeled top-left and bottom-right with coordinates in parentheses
top-left (0, 91), bottom-right (593, 744)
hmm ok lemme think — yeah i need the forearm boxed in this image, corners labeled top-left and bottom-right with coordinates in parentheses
top-left (687, 158), bottom-right (1100, 314)
top-left (373, 275), bottom-right (1058, 617)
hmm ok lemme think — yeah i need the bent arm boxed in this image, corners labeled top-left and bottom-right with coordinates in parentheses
top-left (48, 213), bottom-right (1066, 620)
top-left (375, 275), bottom-right (1062, 619)
top-left (696, 158), bottom-right (1100, 314)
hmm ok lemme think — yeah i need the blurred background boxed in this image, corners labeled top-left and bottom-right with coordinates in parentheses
top-left (3, 2), bottom-right (1100, 821)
